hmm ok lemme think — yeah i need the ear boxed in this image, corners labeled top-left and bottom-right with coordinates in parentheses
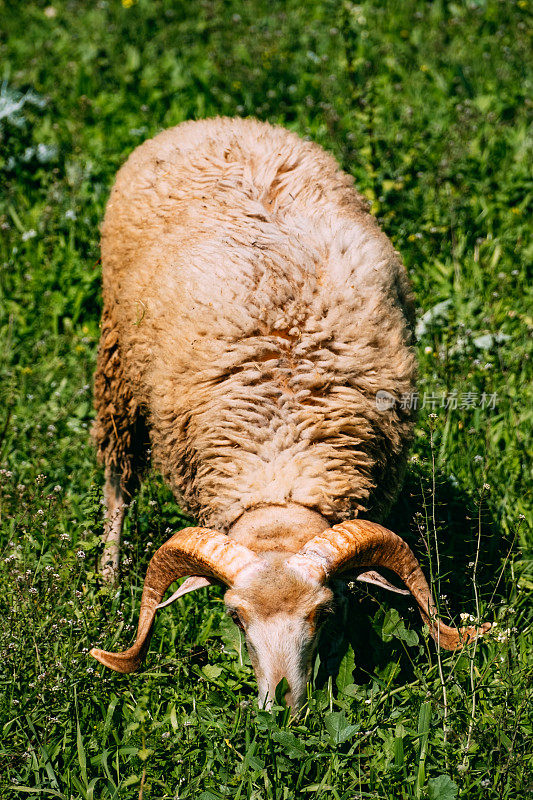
top-left (356, 570), bottom-right (410, 595)
top-left (156, 575), bottom-right (217, 609)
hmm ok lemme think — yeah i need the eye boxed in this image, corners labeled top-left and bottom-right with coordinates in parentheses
top-left (228, 609), bottom-right (245, 631)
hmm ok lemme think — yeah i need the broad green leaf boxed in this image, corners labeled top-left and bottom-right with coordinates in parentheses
top-left (324, 711), bottom-right (359, 745)
top-left (136, 746), bottom-right (153, 762)
top-left (274, 676), bottom-right (290, 706)
top-left (169, 704), bottom-right (179, 731)
top-left (336, 645), bottom-right (355, 692)
top-left (418, 701), bottom-right (432, 737)
top-left (272, 730), bottom-right (306, 758)
top-left (340, 683), bottom-right (359, 698)
top-left (381, 608), bottom-right (419, 646)
top-left (397, 625), bottom-right (419, 647)
top-left (499, 731), bottom-right (513, 750)
top-left (202, 664), bottom-right (223, 681)
top-left (242, 738), bottom-right (265, 773)
top-left (102, 694), bottom-right (119, 741)
top-left (427, 775), bottom-right (459, 800)
top-left (393, 736), bottom-right (404, 767)
top-left (381, 608), bottom-right (402, 642)
top-left (216, 615), bottom-right (249, 663)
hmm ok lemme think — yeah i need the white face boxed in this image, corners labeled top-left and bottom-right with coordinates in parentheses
top-left (242, 614), bottom-right (318, 709)
top-left (224, 561), bottom-right (333, 710)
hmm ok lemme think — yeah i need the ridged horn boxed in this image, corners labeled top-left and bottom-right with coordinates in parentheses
top-left (287, 519), bottom-right (491, 651)
top-left (90, 527), bottom-right (262, 673)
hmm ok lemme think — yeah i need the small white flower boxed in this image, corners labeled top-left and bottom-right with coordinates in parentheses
top-left (22, 229), bottom-right (37, 241)
top-left (64, 209), bottom-right (76, 220)
top-left (76, 550), bottom-right (86, 559)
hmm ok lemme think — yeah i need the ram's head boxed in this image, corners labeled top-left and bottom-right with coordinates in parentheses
top-left (91, 520), bottom-right (490, 709)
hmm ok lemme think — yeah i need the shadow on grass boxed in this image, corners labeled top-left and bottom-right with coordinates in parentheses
top-left (316, 468), bottom-right (511, 690)
top-left (111, 466), bottom-right (512, 696)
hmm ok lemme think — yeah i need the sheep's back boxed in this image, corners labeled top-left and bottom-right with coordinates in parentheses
top-left (100, 117), bottom-right (416, 528)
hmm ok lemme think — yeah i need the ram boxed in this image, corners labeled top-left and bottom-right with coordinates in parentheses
top-left (90, 118), bottom-right (489, 708)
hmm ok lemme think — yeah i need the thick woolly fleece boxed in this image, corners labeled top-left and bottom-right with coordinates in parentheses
top-left (93, 117), bottom-right (416, 530)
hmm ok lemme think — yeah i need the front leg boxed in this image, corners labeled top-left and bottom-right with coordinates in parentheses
top-left (100, 468), bottom-right (127, 582)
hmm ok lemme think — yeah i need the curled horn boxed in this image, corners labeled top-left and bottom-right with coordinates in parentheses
top-left (287, 519), bottom-right (491, 651)
top-left (90, 528), bottom-right (262, 673)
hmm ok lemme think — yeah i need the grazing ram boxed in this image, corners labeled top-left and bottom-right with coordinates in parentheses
top-left (90, 117), bottom-right (489, 709)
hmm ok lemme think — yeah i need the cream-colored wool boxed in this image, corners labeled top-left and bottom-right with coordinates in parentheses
top-left (93, 117), bottom-right (416, 532)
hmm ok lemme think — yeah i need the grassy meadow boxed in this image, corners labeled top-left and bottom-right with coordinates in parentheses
top-left (0, 0), bottom-right (532, 797)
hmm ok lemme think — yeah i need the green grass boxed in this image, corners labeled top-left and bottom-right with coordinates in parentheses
top-left (0, 0), bottom-right (531, 798)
